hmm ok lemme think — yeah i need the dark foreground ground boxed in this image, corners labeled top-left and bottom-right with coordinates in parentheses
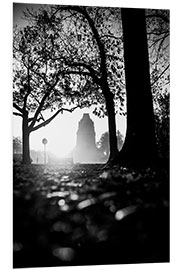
top-left (13, 163), bottom-right (169, 268)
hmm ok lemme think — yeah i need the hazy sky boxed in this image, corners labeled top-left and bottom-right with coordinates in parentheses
top-left (13, 2), bottom-right (126, 158)
top-left (13, 107), bottom-right (126, 158)
top-left (13, 3), bottom-right (42, 26)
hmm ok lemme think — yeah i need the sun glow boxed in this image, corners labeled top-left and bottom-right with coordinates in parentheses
top-left (30, 111), bottom-right (79, 159)
top-left (13, 107), bottom-right (126, 161)
top-left (47, 133), bottom-right (75, 158)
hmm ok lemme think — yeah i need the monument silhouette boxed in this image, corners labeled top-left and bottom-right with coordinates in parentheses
top-left (73, 113), bottom-right (104, 163)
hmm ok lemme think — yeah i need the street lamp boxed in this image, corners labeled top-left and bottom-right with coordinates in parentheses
top-left (42, 138), bottom-right (48, 164)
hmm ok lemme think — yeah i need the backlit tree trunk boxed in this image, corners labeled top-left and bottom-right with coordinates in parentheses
top-left (104, 91), bottom-right (119, 161)
top-left (22, 111), bottom-right (31, 164)
top-left (99, 42), bottom-right (119, 162)
top-left (116, 8), bottom-right (157, 166)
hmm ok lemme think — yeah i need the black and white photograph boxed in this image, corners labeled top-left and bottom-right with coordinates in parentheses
top-left (11, 0), bottom-right (171, 268)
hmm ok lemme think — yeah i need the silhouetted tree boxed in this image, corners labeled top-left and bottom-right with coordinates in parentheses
top-left (34, 6), bottom-right (169, 164)
top-left (14, 5), bottom-right (169, 165)
top-left (154, 92), bottom-right (169, 159)
top-left (41, 5), bottom-right (124, 161)
top-left (146, 9), bottom-right (169, 86)
top-left (51, 6), bottom-right (169, 165)
top-left (146, 9), bottom-right (169, 160)
top-left (13, 137), bottom-right (22, 154)
top-left (97, 130), bottom-right (124, 157)
top-left (116, 8), bottom-right (157, 166)
top-left (14, 5), bottom-right (126, 163)
top-left (13, 20), bottom-right (86, 164)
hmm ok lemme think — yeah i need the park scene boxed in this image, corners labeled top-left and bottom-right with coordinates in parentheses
top-left (13, 3), bottom-right (169, 268)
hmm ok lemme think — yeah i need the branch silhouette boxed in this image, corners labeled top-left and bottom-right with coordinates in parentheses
top-left (31, 105), bottom-right (79, 132)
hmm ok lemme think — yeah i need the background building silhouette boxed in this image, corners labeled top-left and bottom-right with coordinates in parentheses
top-left (73, 113), bottom-right (105, 163)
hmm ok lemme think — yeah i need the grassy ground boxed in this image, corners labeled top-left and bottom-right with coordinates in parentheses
top-left (13, 163), bottom-right (169, 268)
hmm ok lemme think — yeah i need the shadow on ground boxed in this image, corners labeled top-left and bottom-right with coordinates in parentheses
top-left (13, 164), bottom-right (169, 268)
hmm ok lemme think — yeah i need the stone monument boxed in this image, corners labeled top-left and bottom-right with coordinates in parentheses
top-left (73, 113), bottom-right (104, 163)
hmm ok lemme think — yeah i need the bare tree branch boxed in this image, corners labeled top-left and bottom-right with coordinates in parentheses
top-left (50, 54), bottom-right (101, 85)
top-left (101, 34), bottom-right (121, 40)
top-left (13, 112), bottom-right (23, 117)
top-left (29, 70), bottom-right (62, 130)
top-left (147, 30), bottom-right (169, 36)
top-left (31, 105), bottom-right (79, 132)
top-left (23, 63), bottom-right (31, 111)
top-left (146, 14), bottom-right (169, 24)
top-left (155, 34), bottom-right (169, 65)
top-left (148, 33), bottom-right (169, 49)
top-left (13, 103), bottom-right (23, 113)
top-left (28, 115), bottom-right (44, 123)
top-left (151, 64), bottom-right (170, 87)
top-left (65, 62), bottom-right (101, 85)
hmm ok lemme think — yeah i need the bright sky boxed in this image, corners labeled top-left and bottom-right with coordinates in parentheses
top-left (13, 108), bottom-right (126, 158)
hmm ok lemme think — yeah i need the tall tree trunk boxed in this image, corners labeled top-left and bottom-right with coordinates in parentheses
top-left (116, 8), bottom-right (157, 166)
top-left (22, 111), bottom-right (31, 164)
top-left (105, 91), bottom-right (119, 162)
top-left (101, 76), bottom-right (119, 162)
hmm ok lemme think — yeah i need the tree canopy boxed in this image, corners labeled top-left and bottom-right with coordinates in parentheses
top-left (13, 4), bottom-right (170, 164)
top-left (18, 5), bottom-right (126, 117)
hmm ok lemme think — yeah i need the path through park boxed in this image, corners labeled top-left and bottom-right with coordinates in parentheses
top-left (13, 164), bottom-right (169, 268)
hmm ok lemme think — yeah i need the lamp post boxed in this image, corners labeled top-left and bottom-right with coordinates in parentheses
top-left (42, 138), bottom-right (48, 164)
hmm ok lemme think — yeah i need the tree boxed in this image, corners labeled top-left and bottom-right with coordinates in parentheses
top-left (115, 8), bottom-right (157, 167)
top-left (154, 92), bottom-right (169, 159)
top-left (54, 6), bottom-right (169, 165)
top-left (14, 5), bottom-right (169, 166)
top-left (54, 7), bottom-right (168, 165)
top-left (97, 132), bottom-right (109, 157)
top-left (13, 16), bottom-right (86, 164)
top-left (146, 8), bottom-right (169, 87)
top-left (13, 137), bottom-right (22, 154)
top-left (44, 5), bottom-right (125, 161)
top-left (97, 130), bottom-right (124, 157)
top-left (14, 5), bottom-right (127, 163)
top-left (146, 9), bottom-right (170, 160)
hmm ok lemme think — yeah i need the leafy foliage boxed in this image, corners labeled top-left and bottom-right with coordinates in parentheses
top-left (154, 92), bottom-right (169, 159)
top-left (13, 4), bottom-right (170, 163)
top-left (13, 7), bottom-right (98, 135)
top-left (146, 9), bottom-right (169, 108)
top-left (14, 4), bottom-right (170, 122)
top-left (16, 4), bottom-right (127, 160)
top-left (23, 5), bottom-right (126, 117)
top-left (146, 9), bottom-right (170, 158)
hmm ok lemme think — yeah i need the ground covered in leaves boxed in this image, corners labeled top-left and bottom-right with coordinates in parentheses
top-left (13, 163), bottom-right (169, 268)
